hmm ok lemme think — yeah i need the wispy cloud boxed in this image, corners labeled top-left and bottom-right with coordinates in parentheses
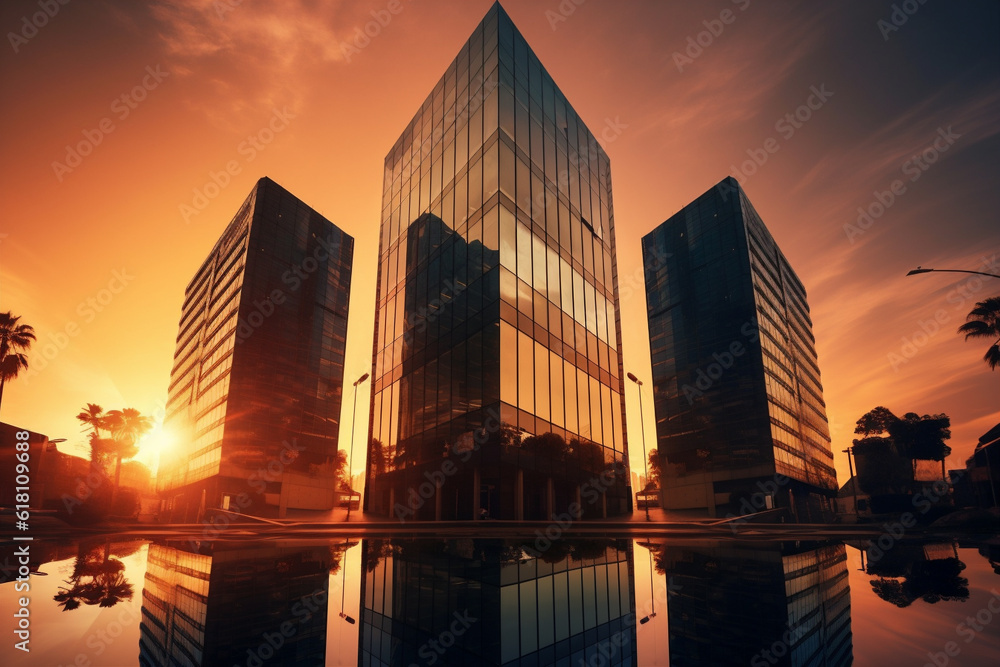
top-left (124, 0), bottom-right (357, 127)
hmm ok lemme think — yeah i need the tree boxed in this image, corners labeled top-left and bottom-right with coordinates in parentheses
top-left (103, 408), bottom-right (153, 509)
top-left (647, 448), bottom-right (662, 489)
top-left (0, 311), bottom-right (36, 414)
top-left (852, 407), bottom-right (953, 496)
top-left (957, 296), bottom-right (1000, 370)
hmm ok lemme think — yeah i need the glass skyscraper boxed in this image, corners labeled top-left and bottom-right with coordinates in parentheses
top-left (365, 3), bottom-right (628, 520)
top-left (159, 177), bottom-right (354, 520)
top-left (641, 177), bottom-right (837, 519)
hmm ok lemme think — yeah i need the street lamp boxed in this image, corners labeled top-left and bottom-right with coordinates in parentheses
top-left (627, 372), bottom-right (651, 521)
top-left (906, 266), bottom-right (1000, 279)
top-left (345, 372), bottom-right (370, 521)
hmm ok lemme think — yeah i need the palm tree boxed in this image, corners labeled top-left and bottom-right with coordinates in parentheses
top-left (958, 296), bottom-right (1000, 370)
top-left (104, 408), bottom-right (152, 506)
top-left (0, 311), bottom-right (36, 414)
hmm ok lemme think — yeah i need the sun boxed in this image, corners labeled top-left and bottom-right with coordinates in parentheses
top-left (136, 423), bottom-right (175, 474)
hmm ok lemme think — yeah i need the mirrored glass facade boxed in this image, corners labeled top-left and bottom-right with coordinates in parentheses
top-left (139, 542), bottom-right (333, 666)
top-left (160, 177), bottom-right (354, 520)
top-left (656, 541), bottom-right (853, 666)
top-left (359, 538), bottom-right (636, 666)
top-left (641, 177), bottom-right (837, 518)
top-left (365, 3), bottom-right (628, 520)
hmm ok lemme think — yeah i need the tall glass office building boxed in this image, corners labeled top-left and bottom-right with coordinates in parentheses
top-left (159, 177), bottom-right (354, 520)
top-left (365, 3), bottom-right (628, 520)
top-left (641, 177), bottom-right (837, 519)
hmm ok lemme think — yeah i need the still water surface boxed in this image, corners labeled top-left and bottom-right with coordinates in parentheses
top-left (2, 536), bottom-right (999, 666)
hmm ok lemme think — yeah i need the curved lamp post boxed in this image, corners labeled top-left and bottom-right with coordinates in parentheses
top-left (627, 372), bottom-right (651, 521)
top-left (906, 267), bottom-right (1000, 279)
top-left (345, 372), bottom-right (370, 521)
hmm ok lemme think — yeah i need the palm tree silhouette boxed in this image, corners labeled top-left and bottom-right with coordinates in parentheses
top-left (0, 311), bottom-right (36, 415)
top-left (54, 543), bottom-right (133, 611)
top-left (958, 296), bottom-right (1000, 370)
top-left (104, 408), bottom-right (153, 507)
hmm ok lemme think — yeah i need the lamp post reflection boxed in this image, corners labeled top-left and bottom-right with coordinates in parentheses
top-left (339, 539), bottom-right (356, 624)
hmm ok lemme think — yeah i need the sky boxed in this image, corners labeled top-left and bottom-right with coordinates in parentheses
top-left (0, 0), bottom-right (997, 482)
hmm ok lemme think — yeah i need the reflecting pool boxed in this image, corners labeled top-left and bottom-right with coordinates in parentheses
top-left (2, 536), bottom-right (999, 665)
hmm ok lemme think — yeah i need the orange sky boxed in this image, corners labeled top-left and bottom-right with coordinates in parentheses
top-left (1, 0), bottom-right (997, 481)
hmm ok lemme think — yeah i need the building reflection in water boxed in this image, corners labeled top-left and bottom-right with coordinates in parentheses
top-left (138, 542), bottom-right (337, 666)
top-left (653, 541), bottom-right (853, 666)
top-left (359, 538), bottom-right (637, 666)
